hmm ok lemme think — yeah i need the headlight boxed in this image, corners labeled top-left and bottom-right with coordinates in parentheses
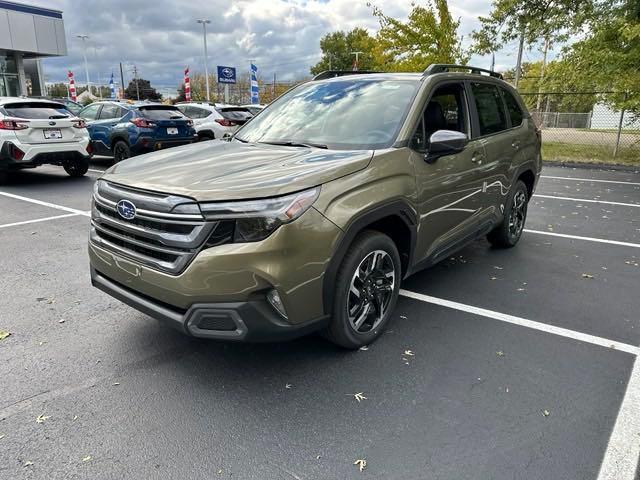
top-left (200, 187), bottom-right (320, 243)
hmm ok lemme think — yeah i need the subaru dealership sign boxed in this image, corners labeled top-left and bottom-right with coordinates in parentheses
top-left (217, 66), bottom-right (237, 84)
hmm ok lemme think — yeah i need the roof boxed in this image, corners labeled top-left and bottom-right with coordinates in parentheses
top-left (0, 96), bottom-right (65, 106)
top-left (312, 64), bottom-right (504, 82)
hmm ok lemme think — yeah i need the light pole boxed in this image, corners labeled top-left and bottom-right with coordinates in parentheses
top-left (76, 34), bottom-right (91, 95)
top-left (196, 19), bottom-right (211, 101)
top-left (350, 51), bottom-right (363, 71)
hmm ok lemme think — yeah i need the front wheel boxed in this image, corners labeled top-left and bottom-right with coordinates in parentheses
top-left (64, 159), bottom-right (89, 177)
top-left (325, 231), bottom-right (401, 349)
top-left (487, 179), bottom-right (529, 248)
top-left (113, 141), bottom-right (130, 163)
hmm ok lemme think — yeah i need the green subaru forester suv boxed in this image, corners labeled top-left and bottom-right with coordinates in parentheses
top-left (89, 64), bottom-right (541, 348)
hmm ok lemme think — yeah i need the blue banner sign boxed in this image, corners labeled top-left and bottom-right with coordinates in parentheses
top-left (217, 66), bottom-right (237, 84)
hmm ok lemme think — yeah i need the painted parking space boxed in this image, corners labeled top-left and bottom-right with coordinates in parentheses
top-left (0, 164), bottom-right (638, 479)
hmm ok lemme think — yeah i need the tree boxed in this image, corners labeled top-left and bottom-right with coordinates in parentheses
top-left (373, 0), bottom-right (468, 71)
top-left (310, 28), bottom-right (389, 75)
top-left (124, 78), bottom-right (161, 101)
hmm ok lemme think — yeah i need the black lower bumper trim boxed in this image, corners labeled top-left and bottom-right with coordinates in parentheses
top-left (90, 268), bottom-right (329, 342)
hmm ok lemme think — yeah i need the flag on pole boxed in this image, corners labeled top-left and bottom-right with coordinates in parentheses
top-left (184, 66), bottom-right (191, 102)
top-left (67, 70), bottom-right (77, 102)
top-left (250, 63), bottom-right (259, 104)
top-left (109, 72), bottom-right (116, 99)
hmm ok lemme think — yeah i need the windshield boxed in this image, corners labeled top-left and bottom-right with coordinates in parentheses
top-left (235, 79), bottom-right (419, 150)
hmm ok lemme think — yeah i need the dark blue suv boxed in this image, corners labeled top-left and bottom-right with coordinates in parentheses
top-left (78, 101), bottom-right (197, 162)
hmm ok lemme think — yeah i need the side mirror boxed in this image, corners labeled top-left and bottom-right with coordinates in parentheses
top-left (425, 130), bottom-right (468, 163)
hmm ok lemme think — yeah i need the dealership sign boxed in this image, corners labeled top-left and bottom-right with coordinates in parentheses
top-left (217, 66), bottom-right (237, 84)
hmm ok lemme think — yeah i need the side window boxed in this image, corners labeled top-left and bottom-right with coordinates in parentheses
top-left (470, 83), bottom-right (508, 136)
top-left (502, 89), bottom-right (524, 127)
top-left (192, 107), bottom-right (210, 119)
top-left (412, 83), bottom-right (467, 151)
top-left (79, 103), bottom-right (101, 121)
top-left (98, 104), bottom-right (121, 120)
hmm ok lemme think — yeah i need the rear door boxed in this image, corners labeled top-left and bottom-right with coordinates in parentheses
top-left (138, 106), bottom-right (192, 139)
top-left (3, 101), bottom-right (83, 144)
top-left (468, 82), bottom-right (516, 208)
top-left (90, 103), bottom-right (124, 152)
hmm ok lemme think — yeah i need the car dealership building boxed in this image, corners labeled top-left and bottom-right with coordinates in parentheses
top-left (0, 1), bottom-right (67, 97)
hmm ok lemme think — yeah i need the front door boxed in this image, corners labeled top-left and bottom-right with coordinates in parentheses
top-left (411, 82), bottom-right (494, 265)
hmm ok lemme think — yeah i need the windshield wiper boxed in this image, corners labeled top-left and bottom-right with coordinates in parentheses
top-left (261, 140), bottom-right (328, 149)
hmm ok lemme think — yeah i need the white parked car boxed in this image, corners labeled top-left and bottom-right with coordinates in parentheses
top-left (0, 97), bottom-right (91, 183)
top-left (175, 102), bottom-right (253, 140)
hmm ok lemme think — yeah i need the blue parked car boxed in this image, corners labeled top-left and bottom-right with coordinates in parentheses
top-left (78, 101), bottom-right (197, 162)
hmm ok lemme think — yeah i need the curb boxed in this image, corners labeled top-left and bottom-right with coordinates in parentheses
top-left (543, 160), bottom-right (640, 173)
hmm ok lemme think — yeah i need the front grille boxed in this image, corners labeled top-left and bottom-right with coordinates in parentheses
top-left (91, 181), bottom-right (215, 274)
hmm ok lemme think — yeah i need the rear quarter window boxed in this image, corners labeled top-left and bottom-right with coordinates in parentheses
top-left (3, 102), bottom-right (72, 119)
top-left (502, 89), bottom-right (524, 127)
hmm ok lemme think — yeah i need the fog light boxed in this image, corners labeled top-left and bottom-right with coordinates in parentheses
top-left (266, 289), bottom-right (287, 319)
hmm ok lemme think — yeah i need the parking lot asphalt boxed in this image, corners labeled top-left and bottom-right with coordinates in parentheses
top-left (0, 161), bottom-right (639, 480)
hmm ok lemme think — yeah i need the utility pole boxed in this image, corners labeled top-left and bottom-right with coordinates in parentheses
top-left (119, 62), bottom-right (126, 99)
top-left (76, 34), bottom-right (91, 95)
top-left (350, 51), bottom-right (363, 71)
top-left (272, 72), bottom-right (276, 101)
top-left (514, 28), bottom-right (525, 88)
top-left (490, 52), bottom-right (495, 72)
top-left (536, 37), bottom-right (550, 112)
top-left (132, 65), bottom-right (140, 100)
top-left (196, 19), bottom-right (211, 101)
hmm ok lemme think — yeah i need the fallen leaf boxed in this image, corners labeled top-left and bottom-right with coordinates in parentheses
top-left (316, 455), bottom-right (321, 460)
top-left (285, 383), bottom-right (292, 389)
top-left (112, 382), bottom-right (120, 386)
top-left (399, 315), bottom-right (407, 319)
top-left (0, 330), bottom-right (11, 341)
top-left (217, 469), bottom-right (223, 474)
top-left (496, 351), bottom-right (505, 357)
top-left (58, 319), bottom-right (65, 324)
top-left (73, 415), bottom-right (78, 420)
top-left (517, 288), bottom-right (526, 292)
top-left (582, 273), bottom-right (594, 279)
top-left (36, 414), bottom-right (50, 424)
top-left (493, 266), bottom-right (503, 270)
top-left (490, 276), bottom-right (498, 280)
top-left (349, 392), bottom-right (367, 402)
top-left (0, 434), bottom-right (4, 439)
top-left (354, 459), bottom-right (367, 472)
top-left (23, 461), bottom-right (34, 467)
top-left (82, 455), bottom-right (92, 462)
top-left (404, 350), bottom-right (414, 356)
top-left (542, 409), bottom-right (550, 417)
top-left (359, 345), bottom-right (369, 351)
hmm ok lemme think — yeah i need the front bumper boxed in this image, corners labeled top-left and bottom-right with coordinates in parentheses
top-left (91, 268), bottom-right (329, 341)
top-left (130, 136), bottom-right (198, 154)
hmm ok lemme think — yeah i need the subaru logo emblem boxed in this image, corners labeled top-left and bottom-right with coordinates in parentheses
top-left (116, 199), bottom-right (136, 220)
top-left (222, 67), bottom-right (233, 78)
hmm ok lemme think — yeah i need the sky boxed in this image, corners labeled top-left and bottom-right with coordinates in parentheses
top-left (40, 0), bottom-right (550, 91)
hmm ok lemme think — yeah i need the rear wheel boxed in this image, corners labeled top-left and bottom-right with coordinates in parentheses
top-left (64, 159), bottom-right (89, 177)
top-left (487, 179), bottom-right (529, 248)
top-left (113, 141), bottom-right (130, 163)
top-left (325, 231), bottom-right (401, 349)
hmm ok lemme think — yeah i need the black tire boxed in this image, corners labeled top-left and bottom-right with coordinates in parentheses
top-left (324, 230), bottom-right (401, 349)
top-left (487, 179), bottom-right (529, 248)
top-left (113, 140), bottom-right (131, 163)
top-left (64, 159), bottom-right (89, 177)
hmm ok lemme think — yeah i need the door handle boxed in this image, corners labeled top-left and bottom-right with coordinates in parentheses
top-left (511, 141), bottom-right (521, 150)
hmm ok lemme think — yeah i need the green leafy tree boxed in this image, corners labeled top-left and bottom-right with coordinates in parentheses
top-left (124, 78), bottom-right (161, 101)
top-left (373, 0), bottom-right (468, 71)
top-left (310, 28), bottom-right (389, 75)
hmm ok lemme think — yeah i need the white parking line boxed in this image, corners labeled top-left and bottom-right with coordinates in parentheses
top-left (541, 175), bottom-right (640, 186)
top-left (524, 229), bottom-right (640, 249)
top-left (0, 213), bottom-right (80, 229)
top-left (597, 356), bottom-right (640, 480)
top-left (399, 289), bottom-right (640, 480)
top-left (0, 191), bottom-right (91, 217)
top-left (399, 289), bottom-right (639, 355)
top-left (533, 194), bottom-right (640, 208)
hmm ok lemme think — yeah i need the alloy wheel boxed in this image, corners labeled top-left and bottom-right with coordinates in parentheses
top-left (347, 250), bottom-right (396, 333)
top-left (508, 190), bottom-right (527, 239)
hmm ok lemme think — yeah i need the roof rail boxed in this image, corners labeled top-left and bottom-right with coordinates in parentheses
top-left (423, 64), bottom-right (503, 79)
top-left (312, 70), bottom-right (380, 81)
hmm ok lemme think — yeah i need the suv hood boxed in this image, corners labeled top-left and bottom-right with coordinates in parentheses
top-left (102, 140), bottom-right (373, 201)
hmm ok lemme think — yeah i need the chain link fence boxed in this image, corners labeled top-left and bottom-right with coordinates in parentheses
top-left (520, 92), bottom-right (640, 164)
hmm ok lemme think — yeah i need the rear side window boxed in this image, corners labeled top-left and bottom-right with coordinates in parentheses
top-left (80, 103), bottom-right (101, 120)
top-left (3, 102), bottom-right (71, 119)
top-left (470, 83), bottom-right (508, 136)
top-left (139, 106), bottom-right (186, 120)
top-left (185, 106), bottom-right (210, 119)
top-left (502, 89), bottom-right (524, 127)
top-left (98, 104), bottom-right (122, 120)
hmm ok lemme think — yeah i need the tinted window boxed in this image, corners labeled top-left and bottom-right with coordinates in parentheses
top-left (139, 106), bottom-right (186, 120)
top-left (412, 83), bottom-right (467, 151)
top-left (98, 104), bottom-right (122, 120)
top-left (80, 103), bottom-right (101, 120)
top-left (502, 89), bottom-right (524, 127)
top-left (188, 106), bottom-right (210, 119)
top-left (217, 107), bottom-right (252, 121)
top-left (235, 79), bottom-right (420, 150)
top-left (471, 83), bottom-right (508, 136)
top-left (3, 102), bottom-right (72, 119)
